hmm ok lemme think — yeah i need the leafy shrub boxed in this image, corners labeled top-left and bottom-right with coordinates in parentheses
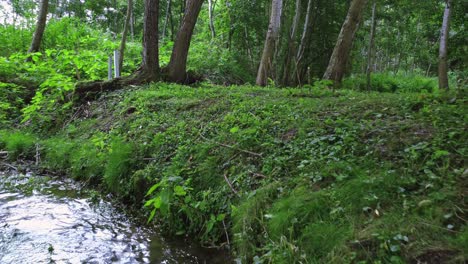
top-left (0, 82), bottom-right (29, 125)
top-left (0, 130), bottom-right (36, 160)
top-left (104, 137), bottom-right (135, 194)
top-left (42, 137), bottom-right (77, 172)
top-left (0, 25), bottom-right (32, 56)
top-left (187, 38), bottom-right (254, 84)
top-left (342, 73), bottom-right (438, 93)
top-left (70, 141), bottom-right (106, 183)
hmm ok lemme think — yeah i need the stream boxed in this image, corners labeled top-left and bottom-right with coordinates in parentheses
top-left (0, 171), bottom-right (229, 263)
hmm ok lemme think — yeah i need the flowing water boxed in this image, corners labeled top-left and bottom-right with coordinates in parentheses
top-left (0, 171), bottom-right (229, 264)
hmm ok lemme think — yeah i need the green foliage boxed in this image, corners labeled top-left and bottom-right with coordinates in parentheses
top-left (70, 140), bottom-right (106, 183)
top-left (42, 137), bottom-right (77, 173)
top-left (1, 83), bottom-right (465, 263)
top-left (188, 38), bottom-right (254, 84)
top-left (342, 73), bottom-right (438, 93)
top-left (0, 25), bottom-right (32, 57)
top-left (0, 82), bottom-right (28, 126)
top-left (104, 137), bottom-right (134, 194)
top-left (0, 130), bottom-right (36, 160)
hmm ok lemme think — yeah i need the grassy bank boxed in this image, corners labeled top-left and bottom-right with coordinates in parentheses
top-left (0, 83), bottom-right (466, 263)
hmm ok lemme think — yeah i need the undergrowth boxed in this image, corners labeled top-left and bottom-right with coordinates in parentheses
top-left (0, 83), bottom-right (466, 263)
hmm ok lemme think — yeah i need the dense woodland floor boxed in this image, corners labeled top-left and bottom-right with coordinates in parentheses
top-left (1, 83), bottom-right (467, 263)
top-left (1, 0), bottom-right (467, 263)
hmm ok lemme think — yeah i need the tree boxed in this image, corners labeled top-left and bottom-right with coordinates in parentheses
top-left (119, 0), bottom-right (134, 71)
top-left (27, 0), bottom-right (49, 58)
top-left (282, 0), bottom-right (301, 86)
top-left (323, 0), bottom-right (368, 85)
top-left (438, 0), bottom-right (452, 90)
top-left (256, 0), bottom-right (283, 86)
top-left (366, 0), bottom-right (377, 91)
top-left (167, 0), bottom-right (204, 83)
top-left (136, 0), bottom-right (160, 81)
top-left (75, 0), bottom-right (159, 97)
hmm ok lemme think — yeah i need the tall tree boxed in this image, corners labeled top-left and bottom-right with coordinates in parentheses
top-left (137, 0), bottom-right (160, 81)
top-left (119, 0), bottom-right (134, 71)
top-left (27, 0), bottom-right (49, 58)
top-left (256, 0), bottom-right (283, 86)
top-left (75, 0), bottom-right (160, 97)
top-left (323, 0), bottom-right (367, 85)
top-left (282, 0), bottom-right (301, 86)
top-left (366, 0), bottom-right (377, 91)
top-left (162, 0), bottom-right (171, 39)
top-left (208, 0), bottom-right (216, 39)
top-left (167, 0), bottom-right (204, 83)
top-left (438, 0), bottom-right (452, 90)
top-left (294, 0), bottom-right (314, 85)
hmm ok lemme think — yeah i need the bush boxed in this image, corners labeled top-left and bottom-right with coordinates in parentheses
top-left (0, 130), bottom-right (36, 160)
top-left (342, 73), bottom-right (438, 93)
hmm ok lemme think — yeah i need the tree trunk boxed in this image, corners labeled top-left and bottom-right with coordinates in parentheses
top-left (208, 0), bottom-right (216, 38)
top-left (167, 0), bottom-right (204, 83)
top-left (438, 0), bottom-right (451, 90)
top-left (282, 0), bottom-right (301, 86)
top-left (366, 0), bottom-right (376, 91)
top-left (294, 0), bottom-right (314, 86)
top-left (162, 0), bottom-right (172, 39)
top-left (119, 0), bottom-right (133, 72)
top-left (27, 0), bottom-right (49, 58)
top-left (256, 0), bottom-right (283, 86)
top-left (323, 0), bottom-right (368, 85)
top-left (75, 0), bottom-right (160, 99)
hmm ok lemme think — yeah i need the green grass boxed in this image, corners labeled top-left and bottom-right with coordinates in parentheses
top-left (0, 82), bottom-right (466, 263)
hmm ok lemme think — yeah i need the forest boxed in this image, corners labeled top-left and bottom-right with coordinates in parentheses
top-left (0, 0), bottom-right (466, 263)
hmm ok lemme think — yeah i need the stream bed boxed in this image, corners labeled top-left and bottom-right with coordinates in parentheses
top-left (0, 171), bottom-right (229, 263)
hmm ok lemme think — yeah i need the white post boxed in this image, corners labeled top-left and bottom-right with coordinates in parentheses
top-left (113, 50), bottom-right (120, 78)
top-left (108, 55), bottom-right (113, 80)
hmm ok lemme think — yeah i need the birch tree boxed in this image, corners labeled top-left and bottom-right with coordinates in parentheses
top-left (438, 0), bottom-right (452, 90)
top-left (119, 0), bottom-right (133, 71)
top-left (256, 0), bottom-right (283, 86)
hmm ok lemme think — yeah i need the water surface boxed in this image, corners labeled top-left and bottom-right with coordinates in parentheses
top-left (0, 171), bottom-right (228, 263)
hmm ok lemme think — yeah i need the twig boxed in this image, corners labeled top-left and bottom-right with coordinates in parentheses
top-left (1, 162), bottom-right (18, 171)
top-left (200, 134), bottom-right (262, 157)
top-left (224, 173), bottom-right (240, 197)
top-left (35, 143), bottom-right (40, 166)
top-left (418, 218), bottom-right (458, 233)
top-left (222, 219), bottom-right (231, 248)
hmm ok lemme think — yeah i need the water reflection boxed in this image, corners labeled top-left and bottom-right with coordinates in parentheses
top-left (0, 172), bottom-right (229, 263)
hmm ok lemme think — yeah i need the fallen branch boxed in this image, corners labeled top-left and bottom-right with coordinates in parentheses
top-left (223, 173), bottom-right (240, 197)
top-left (1, 162), bottom-right (18, 171)
top-left (222, 219), bottom-right (231, 248)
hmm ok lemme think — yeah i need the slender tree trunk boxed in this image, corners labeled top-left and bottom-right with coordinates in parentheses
top-left (167, 0), bottom-right (204, 83)
top-left (256, 0), bottom-right (283, 86)
top-left (27, 0), bottom-right (49, 58)
top-left (323, 0), bottom-right (368, 85)
top-left (119, 0), bottom-right (133, 72)
top-left (225, 0), bottom-right (234, 49)
top-left (130, 3), bottom-right (135, 40)
top-left (438, 0), bottom-right (451, 90)
top-left (282, 0), bottom-right (301, 86)
top-left (208, 0), bottom-right (216, 39)
top-left (294, 0), bottom-right (314, 86)
top-left (366, 0), bottom-right (376, 91)
top-left (162, 0), bottom-right (172, 39)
